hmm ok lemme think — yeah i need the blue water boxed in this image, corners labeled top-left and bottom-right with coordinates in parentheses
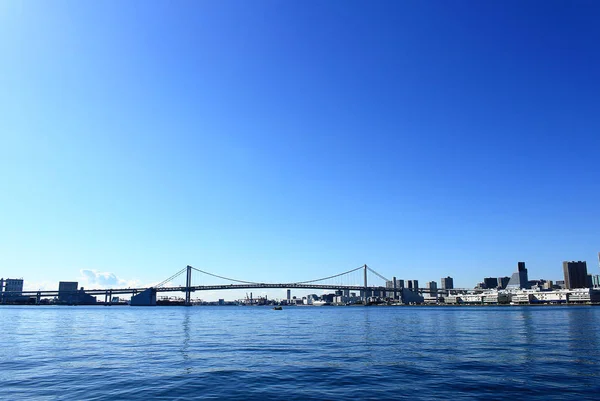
top-left (1, 305), bottom-right (600, 400)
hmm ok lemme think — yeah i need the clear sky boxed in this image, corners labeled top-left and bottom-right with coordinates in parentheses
top-left (1, 1), bottom-right (599, 298)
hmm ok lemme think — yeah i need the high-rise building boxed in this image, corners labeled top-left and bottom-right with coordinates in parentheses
top-left (483, 277), bottom-right (498, 289)
top-left (426, 281), bottom-right (437, 291)
top-left (407, 280), bottom-right (419, 290)
top-left (441, 276), bottom-right (454, 290)
top-left (506, 262), bottom-right (530, 289)
top-left (563, 261), bottom-right (588, 289)
top-left (497, 276), bottom-right (510, 289)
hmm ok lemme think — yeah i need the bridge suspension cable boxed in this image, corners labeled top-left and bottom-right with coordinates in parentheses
top-left (155, 267), bottom-right (187, 288)
top-left (367, 266), bottom-right (390, 283)
top-left (189, 266), bottom-right (260, 284)
top-left (293, 265), bottom-right (366, 284)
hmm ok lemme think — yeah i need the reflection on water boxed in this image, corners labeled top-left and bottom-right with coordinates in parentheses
top-left (1, 305), bottom-right (599, 400)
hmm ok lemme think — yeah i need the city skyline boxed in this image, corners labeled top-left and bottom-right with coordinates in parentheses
top-left (1, 2), bottom-right (599, 294)
top-left (3, 256), bottom-right (599, 302)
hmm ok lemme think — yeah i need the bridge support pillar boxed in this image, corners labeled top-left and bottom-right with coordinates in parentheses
top-left (108, 290), bottom-right (113, 306)
top-left (185, 265), bottom-right (192, 306)
top-left (36, 292), bottom-right (41, 305)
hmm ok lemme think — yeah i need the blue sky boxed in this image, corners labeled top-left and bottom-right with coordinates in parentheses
top-left (1, 1), bottom-right (599, 297)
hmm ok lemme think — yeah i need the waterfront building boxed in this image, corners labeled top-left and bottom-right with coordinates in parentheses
top-left (463, 294), bottom-right (484, 304)
top-left (130, 288), bottom-right (157, 306)
top-left (56, 282), bottom-right (96, 304)
top-left (593, 275), bottom-right (600, 288)
top-left (2, 278), bottom-right (23, 295)
top-left (441, 276), bottom-right (453, 290)
top-left (483, 277), bottom-right (498, 289)
top-left (562, 261), bottom-right (588, 289)
top-left (400, 288), bottom-right (424, 304)
top-left (567, 288), bottom-right (600, 303)
top-left (286, 289), bottom-right (291, 302)
top-left (444, 294), bottom-right (462, 304)
top-left (497, 276), bottom-right (510, 289)
top-left (0, 278), bottom-right (24, 302)
top-left (530, 290), bottom-right (567, 304)
top-left (506, 262), bottom-right (529, 289)
top-left (511, 293), bottom-right (532, 304)
top-left (58, 281), bottom-right (78, 303)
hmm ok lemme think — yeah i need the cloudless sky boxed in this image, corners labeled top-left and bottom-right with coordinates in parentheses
top-left (1, 1), bottom-right (599, 296)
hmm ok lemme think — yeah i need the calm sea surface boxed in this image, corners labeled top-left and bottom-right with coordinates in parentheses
top-left (1, 305), bottom-right (600, 400)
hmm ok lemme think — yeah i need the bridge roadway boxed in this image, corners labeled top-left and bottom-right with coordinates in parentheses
top-left (7, 283), bottom-right (471, 298)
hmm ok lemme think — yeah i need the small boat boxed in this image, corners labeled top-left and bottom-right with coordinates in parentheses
top-left (272, 306), bottom-right (282, 310)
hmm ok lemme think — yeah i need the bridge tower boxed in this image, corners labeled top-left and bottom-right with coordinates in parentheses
top-left (363, 264), bottom-right (368, 304)
top-left (185, 265), bottom-right (192, 306)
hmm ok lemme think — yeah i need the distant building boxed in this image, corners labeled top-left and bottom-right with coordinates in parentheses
top-left (400, 288), bottom-right (424, 304)
top-left (286, 289), bottom-right (291, 301)
top-left (563, 261), bottom-right (588, 289)
top-left (483, 277), bottom-right (498, 289)
top-left (1, 278), bottom-right (24, 302)
top-left (441, 276), bottom-right (454, 290)
top-left (593, 275), bottom-right (600, 288)
top-left (387, 278), bottom-right (405, 289)
top-left (507, 262), bottom-right (530, 289)
top-left (2, 278), bottom-right (23, 296)
top-left (497, 276), bottom-right (510, 289)
top-left (407, 280), bottom-right (419, 290)
top-left (426, 281), bottom-right (437, 292)
top-left (130, 288), bottom-right (156, 306)
top-left (58, 281), bottom-right (78, 302)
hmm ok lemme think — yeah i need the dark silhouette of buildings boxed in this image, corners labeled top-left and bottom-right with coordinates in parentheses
top-left (507, 262), bottom-right (530, 289)
top-left (441, 276), bottom-right (454, 290)
top-left (58, 281), bottom-right (96, 304)
top-left (497, 276), bottom-right (510, 289)
top-left (483, 277), bottom-right (498, 289)
top-left (563, 261), bottom-right (588, 289)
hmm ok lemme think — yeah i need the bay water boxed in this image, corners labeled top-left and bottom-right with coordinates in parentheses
top-left (1, 305), bottom-right (599, 400)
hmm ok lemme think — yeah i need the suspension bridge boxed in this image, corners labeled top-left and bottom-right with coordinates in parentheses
top-left (2, 264), bottom-right (447, 305)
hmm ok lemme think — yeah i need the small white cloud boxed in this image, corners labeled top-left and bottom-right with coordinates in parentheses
top-left (79, 269), bottom-right (139, 289)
